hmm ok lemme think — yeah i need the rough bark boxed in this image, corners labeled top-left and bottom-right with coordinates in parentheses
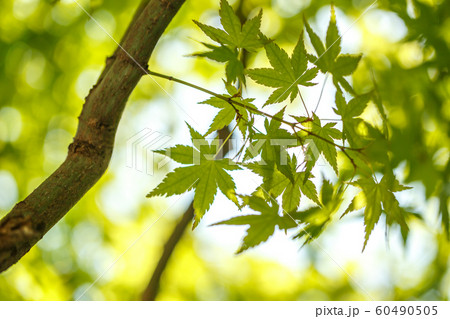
top-left (0, 0), bottom-right (186, 273)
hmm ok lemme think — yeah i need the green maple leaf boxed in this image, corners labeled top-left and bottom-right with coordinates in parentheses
top-left (247, 33), bottom-right (318, 106)
top-left (305, 114), bottom-right (341, 174)
top-left (147, 123), bottom-right (240, 227)
top-left (219, 0), bottom-right (263, 51)
top-left (192, 42), bottom-right (235, 63)
top-left (244, 109), bottom-right (298, 182)
top-left (212, 195), bottom-right (296, 253)
top-left (250, 156), bottom-right (320, 212)
top-left (192, 43), bottom-right (244, 84)
top-left (197, 0), bottom-right (263, 51)
top-left (346, 173), bottom-right (411, 250)
top-left (154, 144), bottom-right (200, 165)
top-left (291, 179), bottom-right (343, 245)
top-left (292, 207), bottom-right (328, 246)
top-left (304, 5), bottom-right (362, 93)
top-left (200, 84), bottom-right (256, 137)
top-left (192, 0), bottom-right (263, 83)
top-left (353, 177), bottom-right (383, 250)
top-left (281, 171), bottom-right (321, 213)
top-left (333, 90), bottom-right (371, 147)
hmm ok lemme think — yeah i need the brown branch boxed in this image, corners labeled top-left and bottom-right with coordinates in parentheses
top-left (141, 126), bottom-right (232, 301)
top-left (141, 203), bottom-right (194, 301)
top-left (0, 0), bottom-right (186, 273)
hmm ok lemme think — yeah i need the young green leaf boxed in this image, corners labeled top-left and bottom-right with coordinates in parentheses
top-left (247, 34), bottom-right (318, 106)
top-left (292, 207), bottom-right (327, 246)
top-left (292, 179), bottom-right (343, 245)
top-left (186, 122), bottom-right (204, 142)
top-left (305, 115), bottom-right (341, 174)
top-left (226, 57), bottom-right (245, 84)
top-left (218, 0), bottom-right (263, 51)
top-left (147, 165), bottom-right (201, 197)
top-left (192, 0), bottom-right (263, 83)
top-left (193, 21), bottom-right (233, 46)
top-left (154, 145), bottom-right (199, 165)
top-left (325, 5), bottom-right (341, 63)
top-left (347, 174), bottom-right (410, 250)
top-left (206, 106), bottom-right (236, 136)
top-left (248, 156), bottom-right (320, 213)
top-left (219, 0), bottom-right (241, 45)
top-left (281, 171), bottom-right (321, 212)
top-left (354, 177), bottom-right (383, 250)
top-left (304, 5), bottom-right (362, 93)
top-left (191, 43), bottom-right (236, 63)
top-left (304, 18), bottom-right (325, 57)
top-left (333, 54), bottom-right (362, 76)
top-left (200, 92), bottom-right (256, 136)
top-left (212, 196), bottom-right (296, 253)
top-left (333, 90), bottom-right (371, 147)
top-left (246, 110), bottom-right (298, 183)
top-left (239, 11), bottom-right (263, 51)
top-left (147, 125), bottom-right (241, 227)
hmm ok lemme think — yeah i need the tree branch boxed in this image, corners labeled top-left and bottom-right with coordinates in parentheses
top-left (141, 203), bottom-right (193, 301)
top-left (145, 69), bottom-right (363, 152)
top-left (0, 0), bottom-right (186, 273)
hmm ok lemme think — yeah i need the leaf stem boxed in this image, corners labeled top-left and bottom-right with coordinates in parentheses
top-left (314, 73), bottom-right (329, 113)
top-left (298, 90), bottom-right (310, 117)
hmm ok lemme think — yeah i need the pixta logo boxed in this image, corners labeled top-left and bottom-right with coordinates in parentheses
top-left (126, 128), bottom-right (172, 175)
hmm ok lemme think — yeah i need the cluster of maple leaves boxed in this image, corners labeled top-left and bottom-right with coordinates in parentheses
top-left (147, 0), bottom-right (412, 252)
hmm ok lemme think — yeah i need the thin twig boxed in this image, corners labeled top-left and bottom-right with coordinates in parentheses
top-left (314, 73), bottom-right (329, 113)
top-left (146, 70), bottom-right (363, 152)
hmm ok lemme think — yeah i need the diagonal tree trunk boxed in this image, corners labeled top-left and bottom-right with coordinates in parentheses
top-left (0, 0), bottom-right (185, 273)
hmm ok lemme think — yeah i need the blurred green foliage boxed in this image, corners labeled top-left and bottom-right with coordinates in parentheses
top-left (0, 0), bottom-right (448, 300)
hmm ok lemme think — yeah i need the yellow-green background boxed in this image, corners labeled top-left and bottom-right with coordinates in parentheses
top-left (0, 0), bottom-right (449, 300)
